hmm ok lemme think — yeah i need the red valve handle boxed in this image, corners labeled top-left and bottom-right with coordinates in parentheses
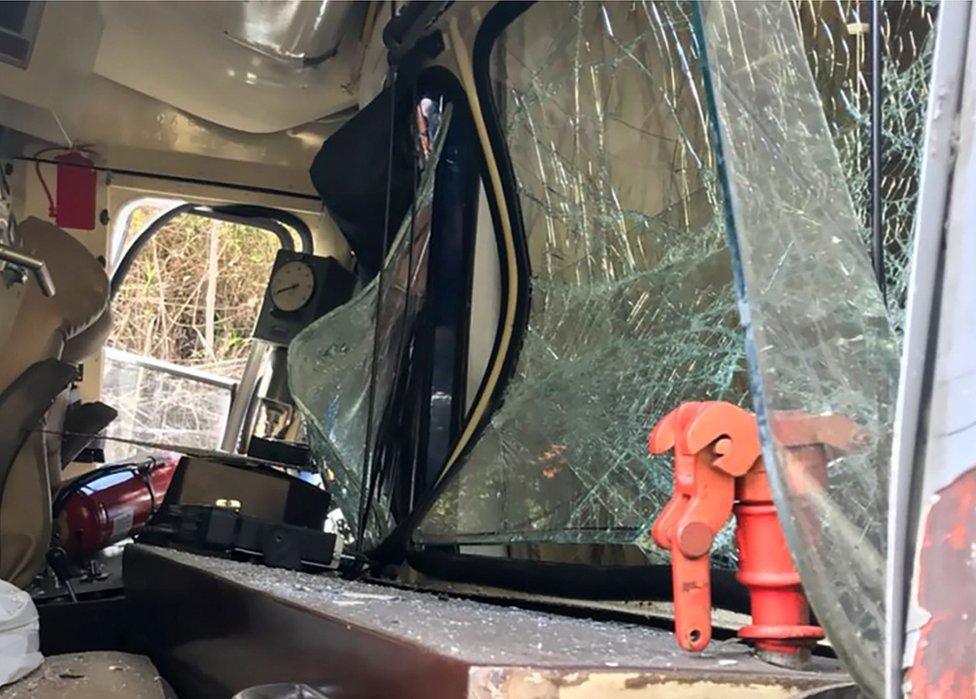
top-left (649, 402), bottom-right (757, 651)
top-left (649, 401), bottom-right (825, 662)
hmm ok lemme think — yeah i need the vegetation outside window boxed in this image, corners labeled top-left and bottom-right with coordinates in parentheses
top-left (103, 202), bottom-right (281, 460)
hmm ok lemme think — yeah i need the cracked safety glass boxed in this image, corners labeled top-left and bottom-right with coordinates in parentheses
top-left (413, 0), bottom-right (934, 578)
top-left (414, 1), bottom-right (747, 560)
top-left (797, 0), bottom-right (937, 338)
top-left (694, 1), bottom-right (910, 693)
top-left (287, 4), bottom-right (935, 652)
top-left (289, 107), bottom-right (452, 546)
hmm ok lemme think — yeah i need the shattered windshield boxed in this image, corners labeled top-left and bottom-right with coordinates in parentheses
top-left (694, 0), bottom-right (911, 693)
top-left (411, 0), bottom-right (933, 570)
top-left (289, 2), bottom-right (935, 660)
top-left (414, 1), bottom-right (746, 558)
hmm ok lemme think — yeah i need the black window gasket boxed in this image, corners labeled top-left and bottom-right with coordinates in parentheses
top-left (368, 0), bottom-right (536, 563)
top-left (110, 204), bottom-right (312, 299)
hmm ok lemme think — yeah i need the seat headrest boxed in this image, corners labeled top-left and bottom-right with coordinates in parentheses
top-left (15, 217), bottom-right (109, 340)
top-left (0, 218), bottom-right (109, 391)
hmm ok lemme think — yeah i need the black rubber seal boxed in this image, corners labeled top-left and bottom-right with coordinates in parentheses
top-left (406, 548), bottom-right (751, 612)
top-left (370, 0), bottom-right (535, 564)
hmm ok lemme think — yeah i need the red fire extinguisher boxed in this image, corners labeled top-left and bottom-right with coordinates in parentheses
top-left (53, 454), bottom-right (180, 559)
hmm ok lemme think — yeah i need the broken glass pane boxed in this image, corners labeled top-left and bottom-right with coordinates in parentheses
top-left (290, 108), bottom-right (452, 547)
top-left (414, 1), bottom-right (747, 561)
top-left (695, 1), bottom-right (901, 693)
top-left (100, 349), bottom-right (233, 462)
top-left (794, 0), bottom-right (937, 337)
top-left (289, 0), bottom-right (935, 594)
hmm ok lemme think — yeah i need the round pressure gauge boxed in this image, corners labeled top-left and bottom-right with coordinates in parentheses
top-left (269, 260), bottom-right (315, 312)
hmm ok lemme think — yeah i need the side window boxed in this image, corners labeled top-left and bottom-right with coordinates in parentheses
top-left (102, 200), bottom-right (281, 460)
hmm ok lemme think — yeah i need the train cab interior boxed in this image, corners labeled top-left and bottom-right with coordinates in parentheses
top-left (0, 0), bottom-right (966, 697)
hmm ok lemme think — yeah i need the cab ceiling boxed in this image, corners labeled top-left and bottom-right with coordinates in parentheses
top-left (94, 1), bottom-right (367, 133)
top-left (0, 1), bottom-right (378, 194)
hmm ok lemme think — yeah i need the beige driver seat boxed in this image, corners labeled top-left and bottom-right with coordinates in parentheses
top-left (0, 218), bottom-right (172, 698)
top-left (0, 216), bottom-right (111, 587)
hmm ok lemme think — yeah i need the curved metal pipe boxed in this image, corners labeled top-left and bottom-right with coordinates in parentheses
top-left (111, 203), bottom-right (314, 299)
top-left (195, 204), bottom-right (314, 252)
top-left (110, 202), bottom-right (196, 299)
top-left (190, 208), bottom-right (294, 250)
top-left (0, 244), bottom-right (56, 297)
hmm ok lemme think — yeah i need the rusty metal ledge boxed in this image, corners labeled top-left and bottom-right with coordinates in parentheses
top-left (123, 544), bottom-right (849, 698)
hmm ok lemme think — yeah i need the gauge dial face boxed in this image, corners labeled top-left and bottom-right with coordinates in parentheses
top-left (270, 260), bottom-right (315, 312)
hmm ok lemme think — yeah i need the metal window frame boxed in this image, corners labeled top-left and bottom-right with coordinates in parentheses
top-left (0, 1), bottom-right (45, 69)
top-left (885, 2), bottom-right (975, 696)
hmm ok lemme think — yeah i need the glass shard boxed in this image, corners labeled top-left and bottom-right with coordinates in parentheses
top-left (694, 1), bottom-right (901, 693)
top-left (289, 108), bottom-right (451, 546)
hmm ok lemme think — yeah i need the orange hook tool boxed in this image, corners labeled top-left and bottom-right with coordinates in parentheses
top-left (649, 401), bottom-right (824, 664)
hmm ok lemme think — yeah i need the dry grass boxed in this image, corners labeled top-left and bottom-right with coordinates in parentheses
top-left (109, 205), bottom-right (280, 378)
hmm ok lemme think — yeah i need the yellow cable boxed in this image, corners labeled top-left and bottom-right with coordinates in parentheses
top-left (440, 18), bottom-right (520, 477)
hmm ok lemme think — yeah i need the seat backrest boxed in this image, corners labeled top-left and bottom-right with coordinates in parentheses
top-left (0, 217), bottom-right (110, 587)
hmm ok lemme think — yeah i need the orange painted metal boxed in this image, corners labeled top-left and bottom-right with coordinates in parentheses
top-left (904, 467), bottom-right (976, 698)
top-left (649, 401), bottom-right (823, 658)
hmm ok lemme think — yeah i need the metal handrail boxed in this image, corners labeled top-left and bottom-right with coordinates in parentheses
top-left (103, 346), bottom-right (238, 391)
top-left (0, 244), bottom-right (56, 296)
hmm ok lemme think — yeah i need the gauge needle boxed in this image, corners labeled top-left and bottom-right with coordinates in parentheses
top-left (274, 284), bottom-right (300, 294)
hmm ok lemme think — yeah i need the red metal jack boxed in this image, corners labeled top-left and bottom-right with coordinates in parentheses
top-left (648, 401), bottom-right (824, 666)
